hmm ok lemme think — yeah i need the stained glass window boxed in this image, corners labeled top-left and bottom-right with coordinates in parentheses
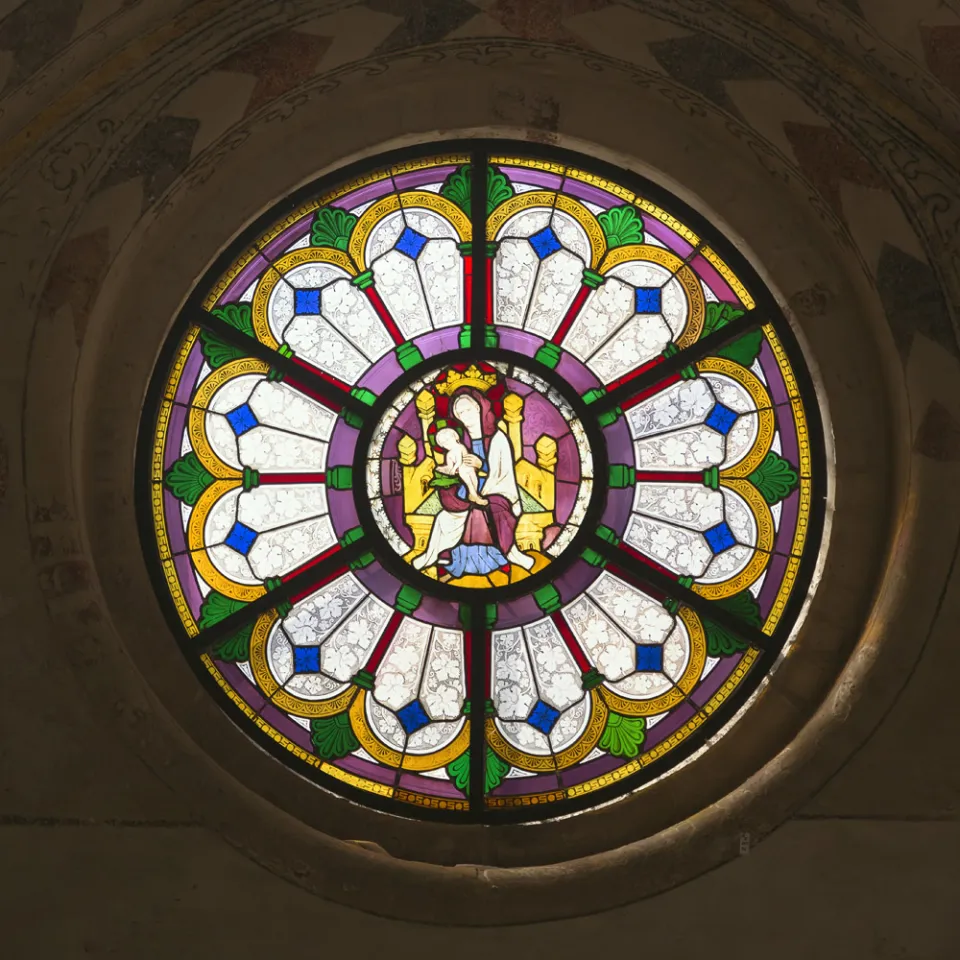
top-left (140, 143), bottom-right (825, 822)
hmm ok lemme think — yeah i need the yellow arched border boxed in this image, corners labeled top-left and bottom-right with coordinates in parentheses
top-left (679, 357), bottom-right (778, 601)
top-left (349, 688), bottom-right (471, 772)
top-left (486, 190), bottom-right (605, 270)
top-left (202, 653), bottom-right (474, 810)
top-left (249, 610), bottom-right (356, 718)
top-left (600, 242), bottom-right (706, 348)
top-left (758, 324), bottom-right (813, 636)
top-left (152, 327), bottom-right (202, 635)
top-left (596, 607), bottom-right (707, 718)
top-left (693, 479), bottom-right (776, 601)
top-left (251, 247), bottom-right (356, 348)
top-left (696, 356), bottom-right (776, 478)
top-left (485, 688), bottom-right (608, 772)
top-left (203, 156), bottom-right (471, 307)
top-left (187, 358), bottom-right (270, 477)
top-left (701, 245), bottom-right (755, 310)
top-left (186, 479), bottom-right (265, 602)
top-left (486, 647), bottom-right (763, 808)
top-left (349, 191), bottom-right (470, 271)
top-left (488, 156), bottom-right (703, 250)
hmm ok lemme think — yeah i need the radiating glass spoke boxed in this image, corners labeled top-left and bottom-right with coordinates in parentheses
top-left (194, 535), bottom-right (369, 654)
top-left (468, 603), bottom-right (488, 808)
top-left (471, 149), bottom-right (488, 350)
top-left (586, 530), bottom-right (771, 650)
top-left (190, 306), bottom-right (369, 419)
top-left (586, 312), bottom-right (762, 418)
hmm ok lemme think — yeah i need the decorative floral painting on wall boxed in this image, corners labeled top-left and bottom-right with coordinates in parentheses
top-left (141, 143), bottom-right (825, 821)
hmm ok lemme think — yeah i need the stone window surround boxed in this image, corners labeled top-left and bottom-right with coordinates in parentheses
top-left (42, 60), bottom-right (925, 924)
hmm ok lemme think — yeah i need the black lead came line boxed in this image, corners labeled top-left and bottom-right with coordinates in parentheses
top-left (591, 312), bottom-right (765, 415)
top-left (468, 147), bottom-right (491, 811)
top-left (470, 148), bottom-right (490, 352)
top-left (193, 538), bottom-right (370, 655)
top-left (187, 304), bottom-right (368, 417)
top-left (586, 531), bottom-right (772, 652)
top-left (468, 603), bottom-right (489, 812)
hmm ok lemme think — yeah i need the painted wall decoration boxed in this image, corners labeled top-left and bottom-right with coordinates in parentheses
top-left (140, 143), bottom-right (825, 821)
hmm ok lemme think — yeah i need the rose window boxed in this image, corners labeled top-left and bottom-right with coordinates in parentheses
top-left (141, 143), bottom-right (825, 821)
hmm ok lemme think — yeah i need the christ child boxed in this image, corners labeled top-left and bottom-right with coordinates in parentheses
top-left (433, 426), bottom-right (487, 506)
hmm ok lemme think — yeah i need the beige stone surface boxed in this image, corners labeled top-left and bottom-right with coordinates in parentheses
top-left (2, 820), bottom-right (959, 957)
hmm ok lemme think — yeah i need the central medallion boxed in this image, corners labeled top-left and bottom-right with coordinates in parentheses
top-left (367, 360), bottom-right (593, 589)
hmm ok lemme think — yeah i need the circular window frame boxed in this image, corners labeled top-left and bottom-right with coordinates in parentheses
top-left (132, 138), bottom-right (830, 828)
top-left (62, 41), bottom-right (909, 915)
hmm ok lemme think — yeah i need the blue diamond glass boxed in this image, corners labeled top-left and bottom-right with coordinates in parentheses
top-left (705, 402), bottom-right (738, 436)
top-left (635, 644), bottom-right (664, 672)
top-left (395, 226), bottom-right (428, 259)
top-left (293, 646), bottom-right (322, 674)
top-left (527, 699), bottom-right (561, 734)
top-left (294, 288), bottom-right (322, 314)
top-left (397, 699), bottom-right (431, 734)
top-left (704, 521), bottom-right (737, 554)
top-left (225, 402), bottom-right (258, 436)
top-left (529, 226), bottom-right (562, 260)
top-left (224, 521), bottom-right (257, 555)
top-left (634, 287), bottom-right (662, 314)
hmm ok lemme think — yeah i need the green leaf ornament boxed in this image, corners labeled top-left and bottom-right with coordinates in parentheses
top-left (311, 713), bottom-right (360, 760)
top-left (597, 204), bottom-right (645, 248)
top-left (311, 207), bottom-right (358, 251)
top-left (198, 590), bottom-right (247, 629)
top-left (747, 451), bottom-right (799, 505)
top-left (716, 329), bottom-right (763, 367)
top-left (445, 747), bottom-right (512, 794)
top-left (211, 301), bottom-right (254, 336)
top-left (212, 625), bottom-right (254, 663)
top-left (599, 712), bottom-right (646, 758)
top-left (440, 164), bottom-right (471, 213)
top-left (486, 165), bottom-right (514, 214)
top-left (446, 749), bottom-right (471, 792)
top-left (163, 451), bottom-right (215, 506)
top-left (703, 590), bottom-right (762, 657)
top-left (199, 302), bottom-right (255, 369)
top-left (198, 591), bottom-right (254, 663)
top-left (700, 301), bottom-right (761, 366)
top-left (485, 748), bottom-right (511, 793)
top-left (198, 332), bottom-right (245, 369)
top-left (703, 301), bottom-right (746, 336)
top-left (440, 163), bottom-right (515, 216)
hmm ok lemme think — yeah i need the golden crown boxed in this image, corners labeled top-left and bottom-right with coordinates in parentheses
top-left (435, 364), bottom-right (498, 395)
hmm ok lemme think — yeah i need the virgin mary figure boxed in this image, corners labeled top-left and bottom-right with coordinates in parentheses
top-left (412, 387), bottom-right (536, 579)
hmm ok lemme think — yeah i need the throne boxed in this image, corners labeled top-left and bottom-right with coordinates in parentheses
top-left (396, 367), bottom-right (559, 568)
